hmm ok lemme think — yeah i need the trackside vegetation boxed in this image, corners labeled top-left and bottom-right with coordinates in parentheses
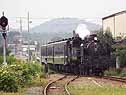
top-left (97, 29), bottom-right (126, 76)
top-left (105, 43), bottom-right (126, 77)
top-left (105, 68), bottom-right (126, 77)
top-left (0, 56), bottom-right (47, 93)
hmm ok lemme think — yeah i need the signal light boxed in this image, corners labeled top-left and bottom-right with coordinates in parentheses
top-left (0, 16), bottom-right (8, 30)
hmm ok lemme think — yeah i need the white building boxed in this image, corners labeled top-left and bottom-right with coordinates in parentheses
top-left (102, 10), bottom-right (126, 39)
top-left (22, 44), bottom-right (36, 56)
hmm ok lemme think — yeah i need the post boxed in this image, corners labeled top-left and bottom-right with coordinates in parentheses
top-left (44, 58), bottom-right (49, 78)
top-left (0, 12), bottom-right (8, 65)
top-left (40, 42), bottom-right (42, 64)
top-left (2, 32), bottom-right (7, 65)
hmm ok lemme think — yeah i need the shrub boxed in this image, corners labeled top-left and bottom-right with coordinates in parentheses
top-left (105, 68), bottom-right (119, 76)
top-left (105, 68), bottom-right (126, 77)
top-left (0, 63), bottom-right (42, 92)
top-left (0, 69), bottom-right (18, 92)
top-left (23, 63), bottom-right (41, 76)
top-left (119, 68), bottom-right (126, 77)
top-left (112, 46), bottom-right (126, 68)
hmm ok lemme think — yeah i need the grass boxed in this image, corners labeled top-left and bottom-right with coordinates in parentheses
top-left (68, 85), bottom-right (126, 95)
top-left (28, 75), bottom-right (48, 87)
top-left (0, 92), bottom-right (21, 95)
top-left (0, 76), bottom-right (48, 95)
top-left (0, 88), bottom-right (24, 95)
top-left (105, 68), bottom-right (126, 77)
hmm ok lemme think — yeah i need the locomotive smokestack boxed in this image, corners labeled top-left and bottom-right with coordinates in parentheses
top-left (73, 30), bottom-right (76, 37)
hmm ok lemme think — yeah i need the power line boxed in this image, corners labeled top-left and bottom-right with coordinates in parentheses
top-left (7, 17), bottom-right (102, 20)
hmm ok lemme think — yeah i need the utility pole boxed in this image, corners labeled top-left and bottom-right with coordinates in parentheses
top-left (16, 18), bottom-right (23, 57)
top-left (20, 18), bottom-right (22, 33)
top-left (28, 12), bottom-right (30, 63)
top-left (20, 18), bottom-right (23, 56)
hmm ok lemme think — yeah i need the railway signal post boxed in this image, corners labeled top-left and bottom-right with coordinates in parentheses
top-left (0, 12), bottom-right (8, 65)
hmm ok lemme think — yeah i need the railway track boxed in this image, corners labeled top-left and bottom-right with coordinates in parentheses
top-left (43, 75), bottom-right (78, 95)
top-left (102, 76), bottom-right (126, 83)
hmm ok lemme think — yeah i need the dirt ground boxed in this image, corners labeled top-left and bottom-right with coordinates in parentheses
top-left (23, 75), bottom-right (126, 95)
top-left (23, 74), bottom-right (64, 95)
top-left (47, 75), bottom-right (76, 95)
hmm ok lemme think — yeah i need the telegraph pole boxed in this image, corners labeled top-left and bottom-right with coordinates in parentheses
top-left (0, 12), bottom-right (8, 65)
top-left (19, 18), bottom-right (23, 56)
top-left (28, 12), bottom-right (30, 63)
top-left (20, 18), bottom-right (22, 33)
top-left (16, 18), bottom-right (23, 56)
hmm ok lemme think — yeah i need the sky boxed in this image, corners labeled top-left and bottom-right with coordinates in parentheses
top-left (0, 0), bottom-right (126, 30)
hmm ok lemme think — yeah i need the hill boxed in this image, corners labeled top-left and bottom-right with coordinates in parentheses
top-left (29, 18), bottom-right (101, 42)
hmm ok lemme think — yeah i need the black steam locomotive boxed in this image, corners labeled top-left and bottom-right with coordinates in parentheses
top-left (41, 34), bottom-right (112, 75)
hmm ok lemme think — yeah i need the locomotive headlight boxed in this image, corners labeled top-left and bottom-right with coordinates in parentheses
top-left (81, 43), bottom-right (83, 46)
top-left (94, 43), bottom-right (97, 45)
top-left (94, 37), bottom-right (97, 41)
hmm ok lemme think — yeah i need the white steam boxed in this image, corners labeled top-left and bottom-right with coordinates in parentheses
top-left (75, 24), bottom-right (90, 39)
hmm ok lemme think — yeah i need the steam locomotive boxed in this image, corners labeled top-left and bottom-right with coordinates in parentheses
top-left (41, 34), bottom-right (112, 76)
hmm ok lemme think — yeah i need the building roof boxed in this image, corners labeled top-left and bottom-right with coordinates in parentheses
top-left (102, 10), bottom-right (126, 20)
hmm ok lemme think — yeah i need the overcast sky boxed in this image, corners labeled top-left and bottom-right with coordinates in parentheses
top-left (0, 0), bottom-right (126, 29)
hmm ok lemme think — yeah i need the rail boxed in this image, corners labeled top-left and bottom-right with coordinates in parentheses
top-left (103, 76), bottom-right (126, 83)
top-left (43, 75), bottom-right (66, 95)
top-left (65, 76), bottom-right (79, 95)
top-left (43, 75), bottom-right (78, 95)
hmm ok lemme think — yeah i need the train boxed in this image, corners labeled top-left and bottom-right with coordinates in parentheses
top-left (41, 34), bottom-right (113, 76)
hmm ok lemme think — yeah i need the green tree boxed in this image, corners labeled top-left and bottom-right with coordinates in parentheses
top-left (104, 30), bottom-right (114, 46)
top-left (113, 45), bottom-right (126, 68)
top-left (96, 29), bottom-right (114, 45)
top-left (96, 28), bottom-right (104, 43)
